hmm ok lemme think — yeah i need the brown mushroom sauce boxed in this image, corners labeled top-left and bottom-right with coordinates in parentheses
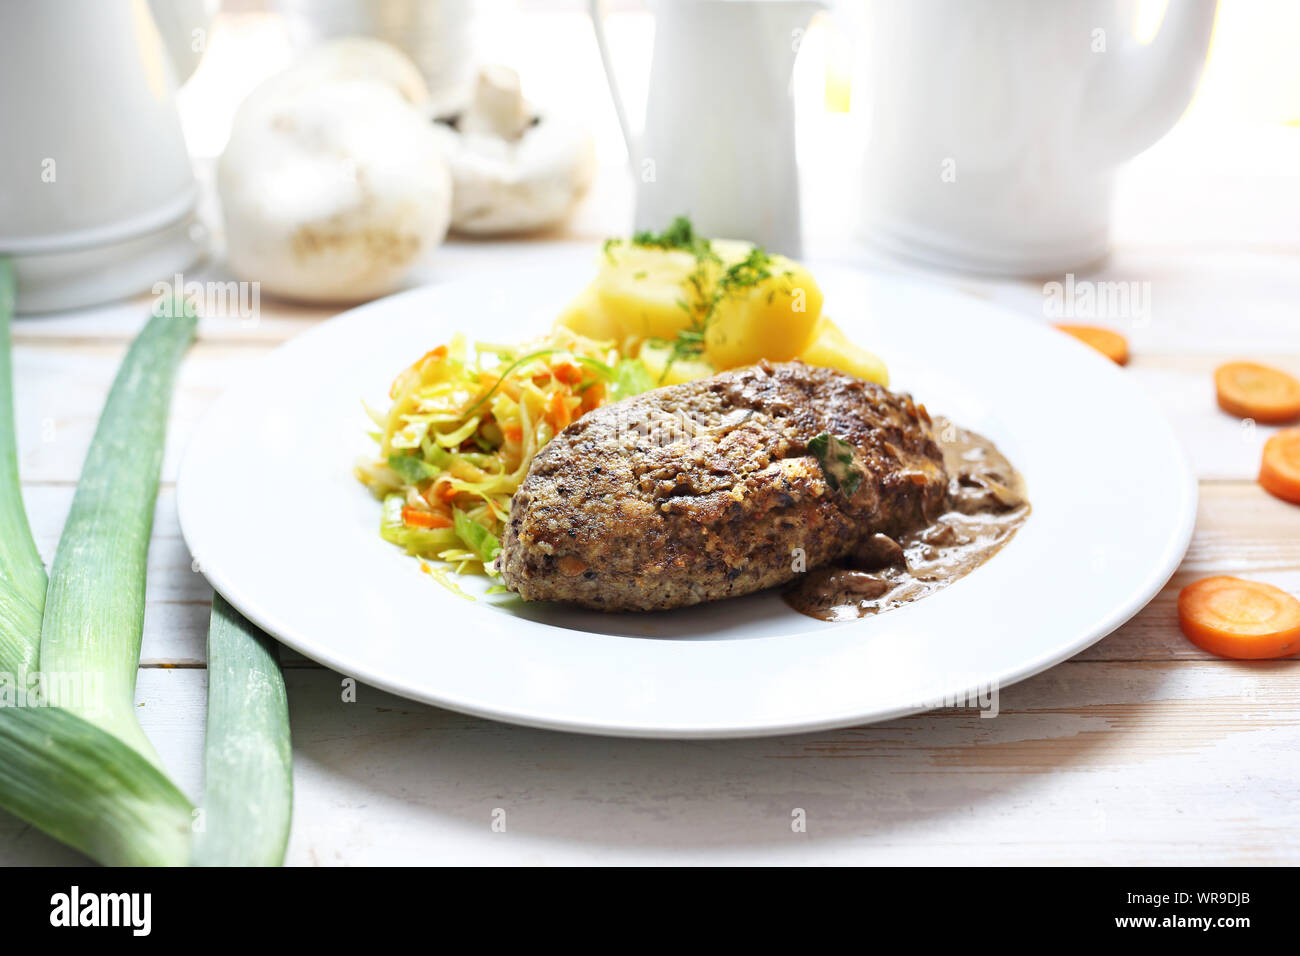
top-left (784, 419), bottom-right (1029, 621)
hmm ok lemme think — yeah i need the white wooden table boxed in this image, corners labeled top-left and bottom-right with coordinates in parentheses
top-left (5, 119), bottom-right (1300, 865)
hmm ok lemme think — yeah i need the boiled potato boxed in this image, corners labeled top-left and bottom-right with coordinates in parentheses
top-left (555, 282), bottom-right (622, 343)
top-left (797, 316), bottom-right (889, 385)
top-left (556, 231), bottom-right (887, 390)
top-left (637, 338), bottom-right (716, 385)
top-left (704, 257), bottom-right (823, 368)
top-left (590, 242), bottom-right (716, 343)
top-left (708, 239), bottom-right (763, 267)
top-left (560, 238), bottom-right (773, 350)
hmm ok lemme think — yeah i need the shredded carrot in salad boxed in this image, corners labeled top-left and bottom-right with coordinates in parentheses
top-left (355, 328), bottom-right (654, 577)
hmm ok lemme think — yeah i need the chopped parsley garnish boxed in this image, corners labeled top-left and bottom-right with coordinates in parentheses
top-left (631, 216), bottom-right (714, 257)
top-left (717, 246), bottom-right (774, 293)
top-left (808, 432), bottom-right (863, 496)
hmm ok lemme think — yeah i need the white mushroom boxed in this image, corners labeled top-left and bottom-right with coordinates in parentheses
top-left (218, 41), bottom-right (451, 303)
top-left (245, 36), bottom-right (431, 109)
top-left (432, 66), bottom-right (596, 236)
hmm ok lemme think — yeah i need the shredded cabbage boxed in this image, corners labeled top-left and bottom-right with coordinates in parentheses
top-left (356, 327), bottom-right (653, 577)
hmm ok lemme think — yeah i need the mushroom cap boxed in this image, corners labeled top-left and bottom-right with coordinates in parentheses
top-left (219, 79), bottom-right (451, 303)
top-left (434, 114), bottom-right (596, 236)
top-left (431, 66), bottom-right (596, 236)
top-left (247, 36), bottom-right (431, 110)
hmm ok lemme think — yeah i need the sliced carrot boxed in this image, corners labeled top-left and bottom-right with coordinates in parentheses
top-left (401, 507), bottom-right (452, 529)
top-left (390, 345), bottom-right (448, 397)
top-left (547, 390), bottom-right (572, 432)
top-left (1178, 576), bottom-right (1300, 659)
top-left (430, 478), bottom-right (458, 503)
top-left (579, 381), bottom-right (606, 413)
top-left (1215, 361), bottom-right (1300, 423)
top-left (552, 362), bottom-right (583, 386)
top-left (1259, 427), bottom-right (1300, 505)
top-left (1053, 324), bottom-right (1129, 365)
top-left (501, 422), bottom-right (524, 443)
top-left (476, 372), bottom-right (521, 403)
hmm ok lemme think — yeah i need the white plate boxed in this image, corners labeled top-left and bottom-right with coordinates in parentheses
top-left (177, 261), bottom-right (1196, 738)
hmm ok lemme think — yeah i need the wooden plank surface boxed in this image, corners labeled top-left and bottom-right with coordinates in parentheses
top-left (2, 660), bottom-right (1295, 865)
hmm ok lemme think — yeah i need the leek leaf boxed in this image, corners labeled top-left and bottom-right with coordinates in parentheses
top-left (0, 258), bottom-right (45, 677)
top-left (192, 594), bottom-right (292, 866)
top-left (0, 705), bottom-right (193, 866)
top-left (39, 307), bottom-right (197, 767)
top-left (0, 286), bottom-right (196, 867)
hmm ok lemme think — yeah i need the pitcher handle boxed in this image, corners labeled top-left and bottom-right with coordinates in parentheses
top-left (588, 0), bottom-right (638, 167)
top-left (1078, 0), bottom-right (1218, 167)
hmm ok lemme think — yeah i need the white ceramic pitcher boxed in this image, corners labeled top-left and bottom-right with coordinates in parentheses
top-left (590, 0), bottom-right (823, 256)
top-left (0, 0), bottom-right (211, 312)
top-left (855, 0), bottom-right (1218, 275)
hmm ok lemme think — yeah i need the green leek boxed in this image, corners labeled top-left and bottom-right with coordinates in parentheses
top-left (0, 266), bottom-right (195, 866)
top-left (39, 306), bottom-right (196, 766)
top-left (192, 594), bottom-right (292, 866)
top-left (0, 259), bottom-right (44, 676)
top-left (0, 706), bottom-right (193, 866)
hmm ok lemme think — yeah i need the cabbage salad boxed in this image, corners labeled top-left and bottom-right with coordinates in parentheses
top-left (355, 327), bottom-right (653, 581)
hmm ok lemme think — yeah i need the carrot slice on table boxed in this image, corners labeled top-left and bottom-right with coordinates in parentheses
top-left (1215, 361), bottom-right (1300, 423)
top-left (1177, 576), bottom-right (1300, 659)
top-left (402, 507), bottom-right (452, 529)
top-left (1053, 324), bottom-right (1129, 365)
top-left (1259, 427), bottom-right (1300, 505)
